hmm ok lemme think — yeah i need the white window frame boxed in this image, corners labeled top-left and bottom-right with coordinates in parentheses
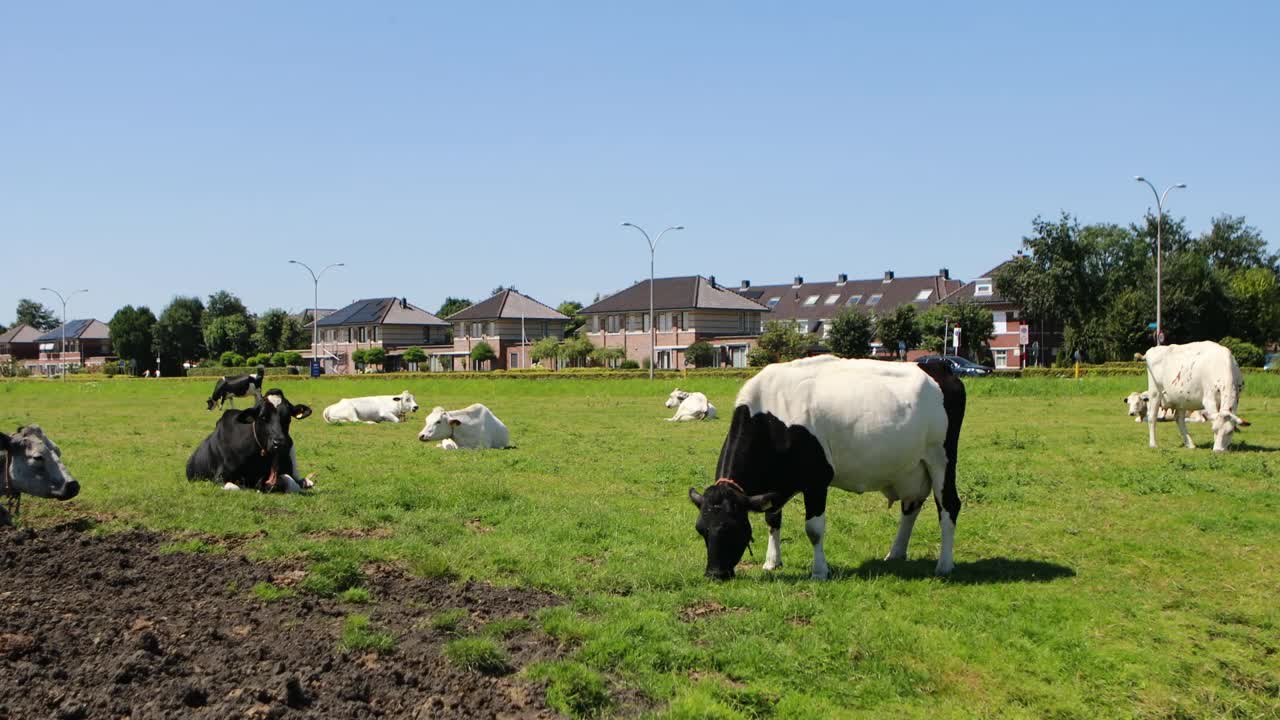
top-left (975, 283), bottom-right (994, 297)
top-left (867, 294), bottom-right (883, 306)
top-left (794, 319), bottom-right (809, 333)
top-left (993, 311), bottom-right (1008, 334)
top-left (846, 295), bottom-right (862, 306)
top-left (993, 348), bottom-right (1009, 368)
top-left (914, 289), bottom-right (932, 301)
top-left (824, 294), bottom-right (841, 305)
top-left (803, 295), bottom-right (820, 306)
top-left (767, 296), bottom-right (781, 307)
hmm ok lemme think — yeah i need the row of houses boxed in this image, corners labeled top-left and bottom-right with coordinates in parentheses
top-left (1, 260), bottom-right (1052, 375)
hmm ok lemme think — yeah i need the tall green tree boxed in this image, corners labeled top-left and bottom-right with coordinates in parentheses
top-left (755, 320), bottom-right (815, 364)
top-left (916, 301), bottom-right (993, 358)
top-left (826, 309), bottom-right (873, 359)
top-left (202, 290), bottom-right (255, 357)
top-left (875, 304), bottom-right (922, 356)
top-left (557, 300), bottom-right (585, 336)
top-left (280, 315), bottom-right (308, 351)
top-left (15, 299), bottom-right (59, 331)
top-left (437, 297), bottom-right (472, 318)
top-left (1225, 267), bottom-right (1280, 345)
top-left (152, 296), bottom-right (205, 373)
top-left (252, 308), bottom-right (292, 354)
top-left (108, 305), bottom-right (157, 375)
top-left (1192, 215), bottom-right (1276, 272)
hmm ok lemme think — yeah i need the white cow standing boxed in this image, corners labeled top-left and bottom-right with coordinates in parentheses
top-left (665, 389), bottom-right (717, 421)
top-left (1144, 341), bottom-right (1249, 451)
top-left (323, 391), bottom-right (419, 424)
top-left (417, 404), bottom-right (510, 449)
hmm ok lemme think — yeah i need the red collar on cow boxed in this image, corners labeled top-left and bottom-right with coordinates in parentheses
top-left (250, 420), bottom-right (268, 458)
top-left (715, 477), bottom-right (745, 494)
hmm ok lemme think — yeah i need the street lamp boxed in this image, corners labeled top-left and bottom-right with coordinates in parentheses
top-left (289, 260), bottom-right (344, 375)
top-left (621, 222), bottom-right (684, 380)
top-left (39, 287), bottom-right (88, 380)
top-left (1134, 177), bottom-right (1187, 346)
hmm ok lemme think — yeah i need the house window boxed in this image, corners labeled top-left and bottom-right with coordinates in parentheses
top-left (767, 297), bottom-right (781, 307)
top-left (345, 328), bottom-right (353, 342)
top-left (729, 345), bottom-right (748, 368)
top-left (471, 322), bottom-right (484, 337)
top-left (658, 313), bottom-right (673, 331)
top-left (486, 322), bottom-right (496, 336)
top-left (510, 351), bottom-right (520, 368)
top-left (657, 350), bottom-right (673, 369)
top-left (590, 316), bottom-right (600, 332)
top-left (803, 295), bottom-right (820, 306)
top-left (424, 327), bottom-right (433, 342)
top-left (867, 294), bottom-right (882, 306)
top-left (975, 283), bottom-right (993, 297)
top-left (372, 326), bottom-right (380, 342)
top-left (606, 315), bottom-right (621, 333)
top-left (738, 312), bottom-right (748, 333)
top-left (824, 294), bottom-right (840, 305)
top-left (993, 311), bottom-right (1008, 334)
top-left (794, 319), bottom-right (809, 333)
top-left (846, 295), bottom-right (862, 306)
top-left (993, 348), bottom-right (1009, 368)
top-left (914, 289), bottom-right (932, 301)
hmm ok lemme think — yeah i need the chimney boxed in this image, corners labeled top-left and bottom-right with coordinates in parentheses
top-left (708, 275), bottom-right (716, 288)
top-left (740, 280), bottom-right (751, 290)
top-left (836, 273), bottom-right (848, 286)
top-left (938, 268), bottom-right (949, 280)
top-left (793, 275), bottom-right (804, 287)
top-left (401, 297), bottom-right (408, 309)
top-left (883, 270), bottom-right (895, 283)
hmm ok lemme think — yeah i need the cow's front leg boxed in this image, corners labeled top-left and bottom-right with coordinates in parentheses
top-left (802, 488), bottom-right (830, 580)
top-left (886, 499), bottom-right (924, 561)
top-left (763, 508), bottom-right (783, 571)
top-left (1174, 410), bottom-right (1194, 448)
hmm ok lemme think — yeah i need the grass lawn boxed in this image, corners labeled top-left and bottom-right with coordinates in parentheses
top-left (3, 373), bottom-right (1279, 719)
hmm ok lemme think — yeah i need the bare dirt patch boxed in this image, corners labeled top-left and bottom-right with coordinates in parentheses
top-left (0, 523), bottom-right (566, 719)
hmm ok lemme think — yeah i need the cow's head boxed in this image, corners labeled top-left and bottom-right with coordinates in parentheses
top-left (1124, 392), bottom-right (1149, 417)
top-left (688, 481), bottom-right (783, 581)
top-left (237, 389), bottom-right (311, 458)
top-left (394, 391), bottom-right (420, 417)
top-left (418, 406), bottom-right (459, 442)
top-left (666, 388), bottom-right (690, 409)
top-left (1, 425), bottom-right (80, 502)
top-left (1210, 411), bottom-right (1251, 451)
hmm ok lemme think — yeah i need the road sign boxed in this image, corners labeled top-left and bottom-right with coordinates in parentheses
top-left (952, 326), bottom-right (962, 351)
top-left (1157, 331), bottom-right (1165, 345)
top-left (1019, 325), bottom-right (1029, 345)
top-left (1146, 322), bottom-right (1158, 330)
top-left (310, 359), bottom-right (322, 378)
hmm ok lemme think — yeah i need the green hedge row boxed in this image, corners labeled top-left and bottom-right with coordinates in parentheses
top-left (185, 366), bottom-right (303, 378)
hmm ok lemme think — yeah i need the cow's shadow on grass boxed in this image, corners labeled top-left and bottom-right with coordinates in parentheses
top-left (1229, 442), bottom-right (1278, 453)
top-left (844, 557), bottom-right (1075, 584)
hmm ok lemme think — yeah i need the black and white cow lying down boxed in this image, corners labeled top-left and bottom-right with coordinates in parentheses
top-left (689, 355), bottom-right (965, 580)
top-left (1, 425), bottom-right (81, 526)
top-left (187, 389), bottom-right (314, 493)
top-left (206, 367), bottom-right (266, 410)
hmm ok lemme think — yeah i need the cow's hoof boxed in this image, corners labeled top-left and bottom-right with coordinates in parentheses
top-left (222, 482), bottom-right (240, 491)
top-left (762, 561), bottom-right (781, 571)
top-left (884, 551), bottom-right (907, 562)
top-left (809, 568), bottom-right (830, 581)
top-left (934, 561), bottom-right (954, 576)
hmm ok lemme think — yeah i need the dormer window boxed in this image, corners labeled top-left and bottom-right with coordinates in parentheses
top-left (975, 283), bottom-right (994, 297)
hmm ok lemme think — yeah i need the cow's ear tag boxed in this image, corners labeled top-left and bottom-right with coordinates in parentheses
top-left (293, 405), bottom-right (313, 420)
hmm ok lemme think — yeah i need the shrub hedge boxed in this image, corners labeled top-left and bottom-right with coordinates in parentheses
top-left (185, 366), bottom-right (302, 378)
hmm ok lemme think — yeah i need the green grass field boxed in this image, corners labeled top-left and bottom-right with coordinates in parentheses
top-left (3, 374), bottom-right (1279, 719)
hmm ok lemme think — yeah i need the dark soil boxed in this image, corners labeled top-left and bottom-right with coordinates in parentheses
top-left (0, 523), bottom-right (567, 719)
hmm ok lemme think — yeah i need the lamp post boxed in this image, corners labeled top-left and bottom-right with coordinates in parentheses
top-left (621, 222), bottom-right (684, 380)
top-left (39, 287), bottom-right (88, 380)
top-left (289, 260), bottom-right (344, 375)
top-left (1134, 177), bottom-right (1187, 345)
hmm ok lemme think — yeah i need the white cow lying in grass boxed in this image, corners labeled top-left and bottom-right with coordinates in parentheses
top-left (417, 404), bottom-right (510, 449)
top-left (323, 391), bottom-right (419, 424)
top-left (1123, 392), bottom-right (1205, 423)
top-left (665, 389), bottom-right (717, 421)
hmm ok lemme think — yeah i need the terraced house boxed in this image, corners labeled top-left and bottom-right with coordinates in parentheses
top-left (29, 319), bottom-right (113, 375)
top-left (311, 297), bottom-right (450, 374)
top-left (444, 289), bottom-right (571, 371)
top-left (736, 269), bottom-right (964, 356)
top-left (579, 276), bottom-right (770, 369)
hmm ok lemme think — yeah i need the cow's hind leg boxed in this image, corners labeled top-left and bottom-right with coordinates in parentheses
top-left (763, 508), bottom-right (783, 571)
top-left (886, 498), bottom-right (924, 562)
top-left (927, 446), bottom-right (959, 576)
top-left (1174, 410), bottom-right (1194, 449)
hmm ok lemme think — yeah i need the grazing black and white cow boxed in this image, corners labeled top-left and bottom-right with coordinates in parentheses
top-left (688, 355), bottom-right (965, 580)
top-left (1, 425), bottom-right (81, 526)
top-left (187, 389), bottom-right (314, 493)
top-left (206, 367), bottom-right (266, 411)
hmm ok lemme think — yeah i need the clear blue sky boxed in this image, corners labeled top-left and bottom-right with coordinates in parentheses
top-left (3, 2), bottom-right (1277, 324)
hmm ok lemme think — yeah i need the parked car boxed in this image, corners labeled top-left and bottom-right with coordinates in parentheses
top-left (916, 354), bottom-right (993, 377)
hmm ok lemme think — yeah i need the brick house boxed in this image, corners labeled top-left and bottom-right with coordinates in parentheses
top-left (29, 319), bottom-right (113, 375)
top-left (0, 324), bottom-right (42, 363)
top-left (579, 276), bottom-right (770, 369)
top-left (312, 297), bottom-right (451, 374)
top-left (940, 260), bottom-right (1063, 368)
top-left (443, 289), bottom-right (571, 371)
top-left (736, 270), bottom-right (964, 357)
